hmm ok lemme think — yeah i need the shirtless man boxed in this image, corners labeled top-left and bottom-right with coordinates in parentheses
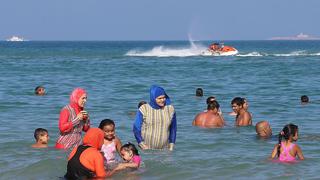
top-left (192, 100), bottom-right (225, 128)
top-left (231, 97), bottom-right (252, 126)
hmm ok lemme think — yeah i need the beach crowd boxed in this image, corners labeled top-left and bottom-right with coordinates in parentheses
top-left (32, 85), bottom-right (306, 179)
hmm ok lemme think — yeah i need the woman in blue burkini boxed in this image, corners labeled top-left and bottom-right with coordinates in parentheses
top-left (133, 85), bottom-right (177, 151)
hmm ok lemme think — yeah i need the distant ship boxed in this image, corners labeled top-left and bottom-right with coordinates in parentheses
top-left (270, 33), bottom-right (320, 40)
top-left (6, 36), bottom-right (25, 42)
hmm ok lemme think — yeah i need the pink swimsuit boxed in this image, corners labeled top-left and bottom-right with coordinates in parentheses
top-left (279, 142), bottom-right (296, 162)
top-left (132, 155), bottom-right (141, 167)
top-left (101, 140), bottom-right (116, 164)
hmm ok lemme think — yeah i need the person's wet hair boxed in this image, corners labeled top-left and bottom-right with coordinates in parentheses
top-left (206, 96), bottom-right (216, 105)
top-left (207, 100), bottom-right (220, 110)
top-left (121, 142), bottom-right (139, 156)
top-left (99, 119), bottom-right (115, 129)
top-left (196, 88), bottom-right (203, 97)
top-left (301, 95), bottom-right (309, 103)
top-left (34, 128), bottom-right (48, 141)
top-left (231, 97), bottom-right (244, 106)
top-left (277, 124), bottom-right (298, 157)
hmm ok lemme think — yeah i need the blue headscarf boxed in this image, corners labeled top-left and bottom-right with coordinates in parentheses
top-left (149, 85), bottom-right (171, 109)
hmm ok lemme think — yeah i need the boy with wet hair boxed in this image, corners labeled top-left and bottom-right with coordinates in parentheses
top-left (231, 97), bottom-right (252, 126)
top-left (32, 128), bottom-right (49, 148)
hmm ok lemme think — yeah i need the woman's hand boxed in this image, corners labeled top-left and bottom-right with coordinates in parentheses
top-left (76, 111), bottom-right (88, 121)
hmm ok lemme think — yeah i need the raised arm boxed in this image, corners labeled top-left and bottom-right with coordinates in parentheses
top-left (59, 108), bottom-right (83, 133)
top-left (82, 118), bottom-right (90, 132)
top-left (59, 109), bottom-right (73, 133)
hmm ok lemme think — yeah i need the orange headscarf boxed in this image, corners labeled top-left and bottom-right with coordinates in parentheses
top-left (69, 88), bottom-right (87, 110)
top-left (82, 128), bottom-right (104, 150)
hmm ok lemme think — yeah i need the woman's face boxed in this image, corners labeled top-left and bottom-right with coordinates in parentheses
top-left (78, 94), bottom-right (87, 108)
top-left (155, 95), bottom-right (166, 107)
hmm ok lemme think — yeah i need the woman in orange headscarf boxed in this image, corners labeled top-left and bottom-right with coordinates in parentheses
top-left (55, 88), bottom-right (90, 150)
top-left (65, 128), bottom-right (108, 179)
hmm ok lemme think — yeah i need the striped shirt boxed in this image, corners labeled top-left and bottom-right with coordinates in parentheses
top-left (56, 105), bottom-right (87, 150)
top-left (133, 103), bottom-right (176, 149)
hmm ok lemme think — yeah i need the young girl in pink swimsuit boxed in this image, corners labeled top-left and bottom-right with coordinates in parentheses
top-left (270, 123), bottom-right (304, 162)
top-left (111, 142), bottom-right (141, 174)
top-left (99, 119), bottom-right (122, 170)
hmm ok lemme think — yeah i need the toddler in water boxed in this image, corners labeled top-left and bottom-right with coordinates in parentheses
top-left (31, 128), bottom-right (49, 148)
top-left (270, 123), bottom-right (304, 162)
top-left (112, 143), bottom-right (141, 174)
top-left (99, 119), bottom-right (122, 169)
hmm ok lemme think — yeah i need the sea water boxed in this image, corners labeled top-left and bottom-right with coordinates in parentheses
top-left (0, 41), bottom-right (320, 179)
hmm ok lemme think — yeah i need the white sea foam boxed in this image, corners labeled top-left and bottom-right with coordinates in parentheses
top-left (126, 43), bottom-right (208, 57)
top-left (236, 52), bottom-right (263, 57)
top-left (273, 50), bottom-right (308, 57)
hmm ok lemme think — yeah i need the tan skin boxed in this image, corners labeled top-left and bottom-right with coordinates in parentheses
top-left (255, 121), bottom-right (272, 138)
top-left (31, 133), bottom-right (49, 148)
top-left (36, 87), bottom-right (46, 96)
top-left (192, 108), bottom-right (225, 128)
top-left (232, 103), bottom-right (252, 126)
top-left (102, 124), bottom-right (122, 154)
top-left (270, 131), bottom-right (304, 160)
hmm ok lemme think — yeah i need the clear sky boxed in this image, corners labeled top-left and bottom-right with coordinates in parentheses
top-left (1, 0), bottom-right (319, 41)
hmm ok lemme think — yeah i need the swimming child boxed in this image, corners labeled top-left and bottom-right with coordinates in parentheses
top-left (270, 123), bottom-right (304, 162)
top-left (35, 86), bottom-right (46, 96)
top-left (31, 128), bottom-right (49, 148)
top-left (99, 119), bottom-right (122, 169)
top-left (196, 88), bottom-right (203, 97)
top-left (112, 142), bottom-right (141, 174)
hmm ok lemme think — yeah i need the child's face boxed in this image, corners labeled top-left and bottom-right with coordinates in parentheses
top-left (120, 149), bottom-right (133, 162)
top-left (102, 125), bottom-right (115, 140)
top-left (37, 88), bottom-right (45, 96)
top-left (39, 133), bottom-right (49, 144)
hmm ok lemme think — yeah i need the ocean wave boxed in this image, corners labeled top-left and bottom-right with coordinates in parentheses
top-left (273, 50), bottom-right (308, 57)
top-left (125, 44), bottom-right (207, 57)
top-left (126, 45), bottom-right (320, 58)
top-left (236, 52), bottom-right (263, 57)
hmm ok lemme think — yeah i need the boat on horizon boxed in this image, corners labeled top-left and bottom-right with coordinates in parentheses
top-left (6, 36), bottom-right (25, 42)
top-left (270, 33), bottom-right (320, 40)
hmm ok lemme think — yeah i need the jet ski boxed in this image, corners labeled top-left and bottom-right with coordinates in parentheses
top-left (202, 43), bottom-right (238, 56)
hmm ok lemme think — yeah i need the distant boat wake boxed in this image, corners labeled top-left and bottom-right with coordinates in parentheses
top-left (125, 43), bottom-right (208, 57)
top-left (126, 47), bottom-right (320, 57)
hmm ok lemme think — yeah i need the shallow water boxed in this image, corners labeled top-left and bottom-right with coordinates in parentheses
top-left (0, 41), bottom-right (320, 179)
